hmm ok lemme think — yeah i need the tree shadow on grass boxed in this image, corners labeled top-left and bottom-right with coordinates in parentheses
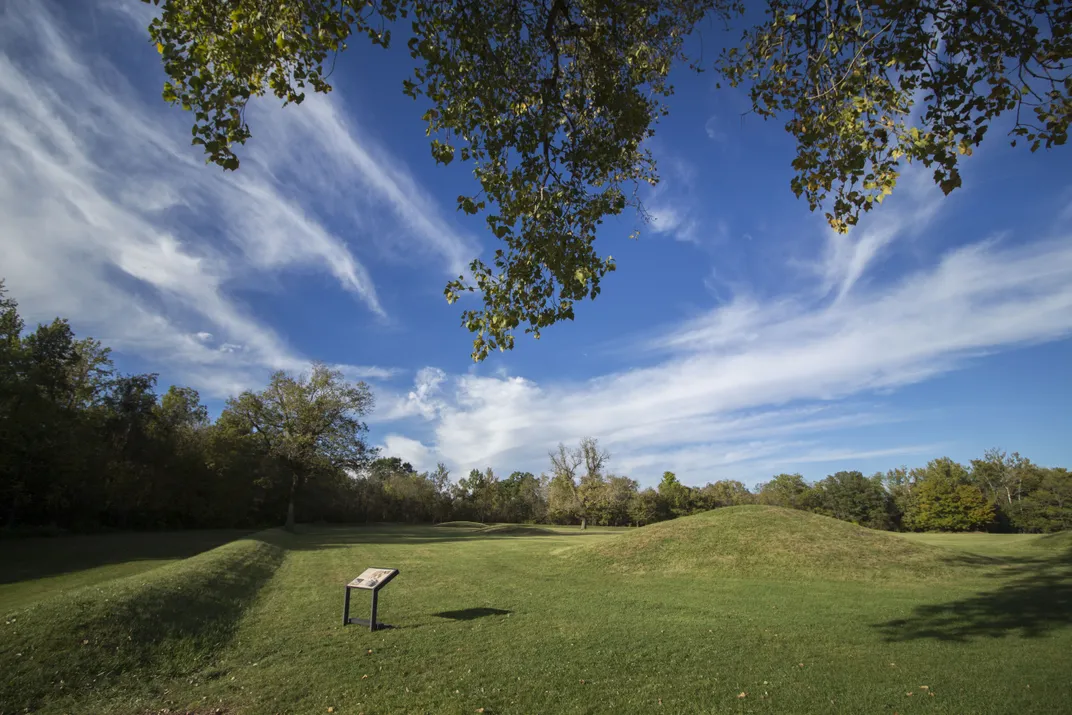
top-left (876, 547), bottom-right (1072, 642)
top-left (434, 608), bottom-right (512, 621)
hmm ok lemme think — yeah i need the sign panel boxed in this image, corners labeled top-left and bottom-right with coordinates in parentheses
top-left (348, 568), bottom-right (398, 590)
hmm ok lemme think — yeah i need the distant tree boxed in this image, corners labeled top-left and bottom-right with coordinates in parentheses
top-left (546, 471), bottom-right (581, 525)
top-left (224, 363), bottom-right (375, 531)
top-left (0, 284), bottom-right (24, 528)
top-left (549, 442), bottom-right (582, 481)
top-left (904, 458), bottom-right (994, 532)
top-left (549, 437), bottom-right (609, 528)
top-left (697, 479), bottom-right (755, 509)
top-left (969, 449), bottom-right (1050, 530)
top-left (157, 385), bottom-right (209, 430)
top-left (811, 471), bottom-right (895, 530)
top-left (370, 456), bottom-right (417, 480)
top-left (500, 471), bottom-right (547, 523)
top-left (1015, 468), bottom-right (1072, 533)
top-left (456, 467), bottom-right (499, 523)
top-left (879, 467), bottom-right (913, 528)
top-left (427, 462), bottom-right (455, 523)
top-left (599, 475), bottom-right (639, 526)
top-left (756, 473), bottom-right (811, 510)
top-left (578, 437), bottom-right (610, 481)
top-left (628, 488), bottom-right (662, 526)
top-left (658, 471), bottom-right (692, 517)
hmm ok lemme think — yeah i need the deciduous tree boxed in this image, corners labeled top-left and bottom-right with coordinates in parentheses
top-left (224, 363), bottom-right (375, 531)
top-left (811, 470), bottom-right (894, 530)
top-left (904, 458), bottom-right (994, 532)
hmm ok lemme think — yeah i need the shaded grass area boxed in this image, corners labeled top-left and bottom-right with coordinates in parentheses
top-left (877, 534), bottom-right (1072, 642)
top-left (0, 530), bottom-right (251, 613)
top-left (434, 607), bottom-right (512, 620)
top-left (2, 516), bottom-right (1070, 714)
top-left (0, 538), bottom-right (283, 714)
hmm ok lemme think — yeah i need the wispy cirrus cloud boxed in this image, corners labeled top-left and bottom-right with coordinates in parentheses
top-left (0, 0), bottom-right (472, 395)
top-left (817, 166), bottom-right (944, 300)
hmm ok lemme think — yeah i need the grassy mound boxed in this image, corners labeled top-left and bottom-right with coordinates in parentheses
top-left (0, 537), bottom-right (284, 713)
top-left (479, 524), bottom-right (558, 536)
top-left (435, 520), bottom-right (486, 528)
top-left (567, 505), bottom-right (965, 581)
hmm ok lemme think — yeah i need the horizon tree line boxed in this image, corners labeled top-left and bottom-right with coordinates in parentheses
top-left (2, 281), bottom-right (1069, 535)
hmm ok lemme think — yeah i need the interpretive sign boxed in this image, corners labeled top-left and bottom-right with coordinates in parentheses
top-left (343, 567), bottom-right (399, 631)
top-left (348, 568), bottom-right (398, 590)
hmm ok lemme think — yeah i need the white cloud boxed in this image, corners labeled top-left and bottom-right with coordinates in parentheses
top-left (0, 0), bottom-right (459, 395)
top-left (380, 435), bottom-right (437, 473)
top-left (704, 115), bottom-right (727, 142)
top-left (818, 165), bottom-right (944, 300)
top-left (249, 99), bottom-right (479, 277)
top-left (647, 203), bottom-right (699, 243)
top-left (763, 444), bottom-right (947, 467)
top-left (377, 367), bottom-right (449, 421)
top-left (384, 228), bottom-right (1072, 485)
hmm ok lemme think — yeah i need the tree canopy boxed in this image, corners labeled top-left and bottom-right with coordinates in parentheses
top-left (144, 0), bottom-right (1069, 359)
top-left (224, 363), bottom-right (374, 530)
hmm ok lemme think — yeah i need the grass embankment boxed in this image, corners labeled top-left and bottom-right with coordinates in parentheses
top-left (478, 524), bottom-right (558, 536)
top-left (1, 537), bottom-right (283, 713)
top-left (0, 530), bottom-right (251, 614)
top-left (569, 505), bottom-right (966, 581)
top-left (2, 510), bottom-right (1070, 714)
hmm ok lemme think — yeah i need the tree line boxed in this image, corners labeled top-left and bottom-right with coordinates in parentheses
top-left (2, 282), bottom-right (1068, 534)
top-left (0, 281), bottom-right (376, 533)
top-left (461, 438), bottom-right (1071, 534)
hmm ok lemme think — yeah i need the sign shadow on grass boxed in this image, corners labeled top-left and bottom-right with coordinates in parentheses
top-left (434, 608), bottom-right (512, 621)
top-left (874, 549), bottom-right (1072, 642)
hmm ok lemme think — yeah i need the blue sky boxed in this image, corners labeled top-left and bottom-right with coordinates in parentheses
top-left (2, 0), bottom-right (1070, 488)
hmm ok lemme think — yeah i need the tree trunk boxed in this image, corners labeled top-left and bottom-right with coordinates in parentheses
top-left (285, 471), bottom-right (298, 532)
top-left (285, 499), bottom-right (295, 532)
top-left (5, 492), bottom-right (17, 531)
top-left (581, 516), bottom-right (587, 530)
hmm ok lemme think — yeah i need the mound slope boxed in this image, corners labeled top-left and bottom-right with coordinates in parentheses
top-left (1, 537), bottom-right (283, 712)
top-left (480, 524), bottom-right (558, 536)
top-left (567, 505), bottom-right (964, 581)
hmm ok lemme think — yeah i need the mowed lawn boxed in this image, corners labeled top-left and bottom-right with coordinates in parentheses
top-left (2, 509), bottom-right (1070, 715)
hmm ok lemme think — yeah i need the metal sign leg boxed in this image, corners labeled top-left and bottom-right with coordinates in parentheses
top-left (370, 589), bottom-right (379, 632)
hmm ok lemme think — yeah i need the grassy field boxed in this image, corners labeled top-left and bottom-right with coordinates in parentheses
top-left (1, 507), bottom-right (1070, 714)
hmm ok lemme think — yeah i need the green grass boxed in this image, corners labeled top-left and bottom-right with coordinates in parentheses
top-left (0, 530), bottom-right (251, 614)
top-left (897, 532), bottom-right (1046, 558)
top-left (1, 508), bottom-right (1069, 714)
top-left (569, 506), bottom-right (973, 581)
